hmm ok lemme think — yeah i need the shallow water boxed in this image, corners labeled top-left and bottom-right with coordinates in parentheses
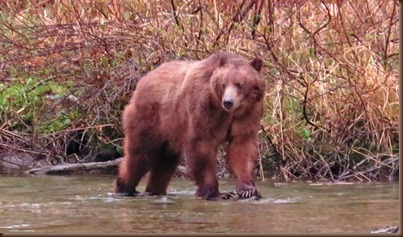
top-left (0, 174), bottom-right (399, 234)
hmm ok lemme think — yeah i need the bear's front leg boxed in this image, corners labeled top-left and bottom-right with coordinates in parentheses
top-left (185, 139), bottom-right (223, 200)
top-left (227, 136), bottom-right (262, 199)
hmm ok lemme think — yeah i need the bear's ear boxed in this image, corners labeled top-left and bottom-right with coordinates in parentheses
top-left (207, 52), bottom-right (230, 67)
top-left (218, 53), bottom-right (229, 67)
top-left (250, 57), bottom-right (263, 72)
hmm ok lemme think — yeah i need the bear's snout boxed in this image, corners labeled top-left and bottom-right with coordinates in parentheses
top-left (222, 85), bottom-right (241, 112)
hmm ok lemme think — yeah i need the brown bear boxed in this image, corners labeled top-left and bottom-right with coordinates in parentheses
top-left (115, 52), bottom-right (265, 200)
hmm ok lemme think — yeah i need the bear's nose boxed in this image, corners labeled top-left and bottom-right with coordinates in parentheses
top-left (223, 100), bottom-right (234, 110)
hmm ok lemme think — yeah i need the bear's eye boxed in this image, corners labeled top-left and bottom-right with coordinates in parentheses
top-left (235, 83), bottom-right (242, 90)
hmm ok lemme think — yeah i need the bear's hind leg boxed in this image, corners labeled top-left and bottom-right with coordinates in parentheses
top-left (145, 146), bottom-right (180, 196)
top-left (115, 152), bottom-right (152, 196)
top-left (115, 128), bottom-right (155, 196)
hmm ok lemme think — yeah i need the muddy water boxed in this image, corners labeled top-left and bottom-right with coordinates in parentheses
top-left (0, 174), bottom-right (399, 234)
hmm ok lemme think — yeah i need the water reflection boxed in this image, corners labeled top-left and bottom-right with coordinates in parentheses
top-left (0, 174), bottom-right (399, 233)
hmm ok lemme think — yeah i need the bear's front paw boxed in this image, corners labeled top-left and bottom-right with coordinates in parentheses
top-left (196, 185), bottom-right (220, 200)
top-left (199, 190), bottom-right (220, 201)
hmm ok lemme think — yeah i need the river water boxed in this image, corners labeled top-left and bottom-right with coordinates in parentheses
top-left (0, 174), bottom-right (399, 234)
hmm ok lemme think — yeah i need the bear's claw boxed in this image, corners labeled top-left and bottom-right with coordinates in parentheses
top-left (237, 188), bottom-right (262, 200)
top-left (219, 191), bottom-right (237, 200)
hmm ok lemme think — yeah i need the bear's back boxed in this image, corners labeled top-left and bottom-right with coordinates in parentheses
top-left (132, 60), bottom-right (195, 103)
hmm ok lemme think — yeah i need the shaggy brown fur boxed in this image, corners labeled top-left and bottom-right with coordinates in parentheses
top-left (115, 52), bottom-right (265, 200)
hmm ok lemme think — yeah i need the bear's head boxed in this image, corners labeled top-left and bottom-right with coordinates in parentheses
top-left (210, 53), bottom-right (265, 114)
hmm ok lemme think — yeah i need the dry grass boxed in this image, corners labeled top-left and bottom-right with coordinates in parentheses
top-left (0, 0), bottom-right (399, 181)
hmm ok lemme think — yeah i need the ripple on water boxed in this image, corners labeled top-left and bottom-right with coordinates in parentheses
top-left (168, 189), bottom-right (196, 196)
top-left (236, 196), bottom-right (303, 204)
top-left (68, 193), bottom-right (122, 203)
top-left (3, 201), bottom-right (72, 209)
top-left (1, 224), bottom-right (30, 229)
top-left (152, 196), bottom-right (177, 205)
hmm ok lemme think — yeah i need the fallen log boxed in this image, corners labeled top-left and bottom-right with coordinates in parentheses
top-left (25, 157), bottom-right (188, 176)
top-left (25, 158), bottom-right (124, 175)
